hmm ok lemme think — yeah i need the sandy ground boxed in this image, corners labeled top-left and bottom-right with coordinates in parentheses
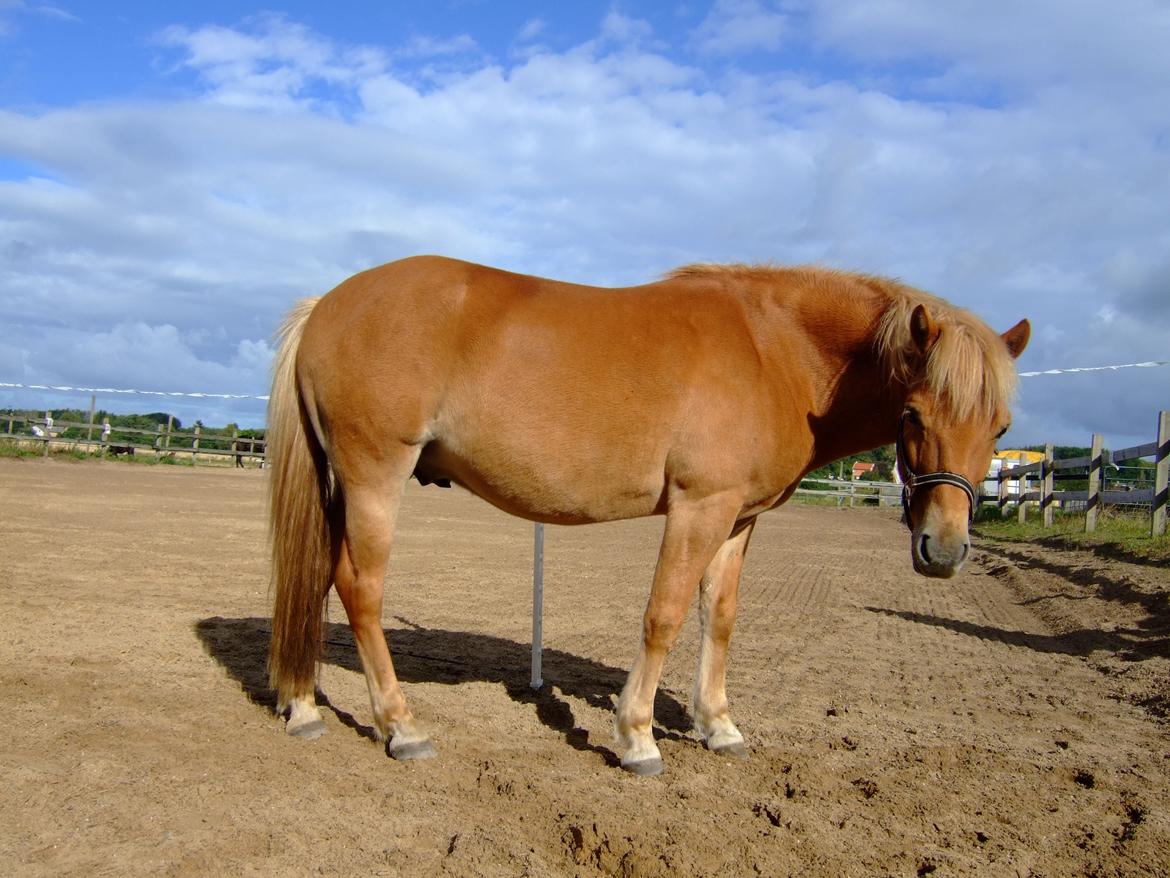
top-left (1, 458), bottom-right (1168, 877)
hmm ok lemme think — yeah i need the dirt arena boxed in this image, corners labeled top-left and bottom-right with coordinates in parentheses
top-left (2, 458), bottom-right (1168, 877)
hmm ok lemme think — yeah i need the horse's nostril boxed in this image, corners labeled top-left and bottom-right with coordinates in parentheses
top-left (919, 535), bottom-right (933, 565)
top-left (959, 542), bottom-right (970, 564)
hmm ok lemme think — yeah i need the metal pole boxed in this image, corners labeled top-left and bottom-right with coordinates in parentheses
top-left (530, 522), bottom-right (544, 689)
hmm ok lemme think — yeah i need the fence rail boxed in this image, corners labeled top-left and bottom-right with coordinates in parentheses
top-left (1, 412), bottom-right (266, 466)
top-left (795, 477), bottom-right (903, 508)
top-left (991, 410), bottom-right (1168, 537)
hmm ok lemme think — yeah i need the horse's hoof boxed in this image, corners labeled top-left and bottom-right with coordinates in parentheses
top-left (709, 740), bottom-right (749, 760)
top-left (621, 756), bottom-right (664, 777)
top-left (389, 738), bottom-right (436, 762)
top-left (287, 718), bottom-right (326, 740)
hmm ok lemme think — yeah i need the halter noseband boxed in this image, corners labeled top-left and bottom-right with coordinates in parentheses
top-left (896, 413), bottom-right (977, 531)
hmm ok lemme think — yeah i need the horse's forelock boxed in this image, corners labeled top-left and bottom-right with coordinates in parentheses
top-left (876, 289), bottom-right (1018, 422)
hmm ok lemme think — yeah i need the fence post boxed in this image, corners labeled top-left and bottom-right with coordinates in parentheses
top-left (86, 394), bottom-right (96, 451)
top-left (1086, 433), bottom-right (1103, 533)
top-left (1041, 443), bottom-right (1055, 528)
top-left (1153, 410), bottom-right (1168, 538)
top-left (101, 419), bottom-right (110, 458)
top-left (1041, 443), bottom-right (1055, 527)
top-left (42, 410), bottom-right (51, 457)
top-left (997, 465), bottom-right (1010, 517)
top-left (165, 415), bottom-right (174, 451)
top-left (192, 424), bottom-right (201, 464)
top-left (1017, 469), bottom-right (1029, 524)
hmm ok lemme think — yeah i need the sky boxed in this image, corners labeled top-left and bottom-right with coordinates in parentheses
top-left (1, 0), bottom-right (1168, 449)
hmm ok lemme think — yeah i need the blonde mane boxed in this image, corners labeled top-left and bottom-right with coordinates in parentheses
top-left (668, 262), bottom-right (1019, 422)
top-left (874, 284), bottom-right (1018, 422)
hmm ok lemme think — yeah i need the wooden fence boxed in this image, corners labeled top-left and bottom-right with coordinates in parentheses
top-left (791, 411), bottom-right (1167, 538)
top-left (991, 411), bottom-right (1168, 537)
top-left (1, 412), bottom-right (266, 467)
top-left (795, 477), bottom-right (903, 508)
top-left (4, 405), bottom-right (1166, 536)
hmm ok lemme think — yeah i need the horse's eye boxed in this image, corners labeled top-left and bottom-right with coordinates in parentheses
top-left (904, 407), bottom-right (923, 427)
top-left (994, 423), bottom-right (1010, 440)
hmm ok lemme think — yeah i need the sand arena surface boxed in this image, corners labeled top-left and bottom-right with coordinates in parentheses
top-left (2, 458), bottom-right (1168, 876)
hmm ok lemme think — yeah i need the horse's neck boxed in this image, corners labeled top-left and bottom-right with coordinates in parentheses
top-left (805, 365), bottom-right (903, 472)
top-left (773, 288), bottom-right (907, 473)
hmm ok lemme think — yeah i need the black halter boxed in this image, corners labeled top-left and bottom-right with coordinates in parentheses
top-left (895, 413), bottom-right (977, 531)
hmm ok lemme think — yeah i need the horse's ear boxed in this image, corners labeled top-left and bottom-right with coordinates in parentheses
top-left (909, 304), bottom-right (939, 356)
top-left (1001, 318), bottom-right (1031, 360)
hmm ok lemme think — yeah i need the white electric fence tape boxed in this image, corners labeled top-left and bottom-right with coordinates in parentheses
top-left (3, 361), bottom-right (1168, 403)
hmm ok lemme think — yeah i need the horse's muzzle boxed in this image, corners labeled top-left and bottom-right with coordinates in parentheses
top-left (910, 528), bottom-right (970, 578)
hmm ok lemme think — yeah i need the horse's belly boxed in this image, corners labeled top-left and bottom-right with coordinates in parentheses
top-left (414, 438), bottom-right (667, 525)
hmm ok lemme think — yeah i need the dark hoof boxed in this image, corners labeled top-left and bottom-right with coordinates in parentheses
top-left (389, 738), bottom-right (436, 762)
top-left (287, 719), bottom-right (326, 740)
top-left (621, 757), bottom-right (664, 777)
top-left (709, 740), bottom-right (749, 760)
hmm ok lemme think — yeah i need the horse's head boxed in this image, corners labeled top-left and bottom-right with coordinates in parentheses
top-left (894, 304), bottom-right (1030, 578)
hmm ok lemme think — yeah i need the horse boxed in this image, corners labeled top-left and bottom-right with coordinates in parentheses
top-left (266, 255), bottom-right (1029, 776)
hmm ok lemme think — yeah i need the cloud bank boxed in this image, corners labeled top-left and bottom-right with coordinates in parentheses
top-left (0, 3), bottom-right (1167, 443)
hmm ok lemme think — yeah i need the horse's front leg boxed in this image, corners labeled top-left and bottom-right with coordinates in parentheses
top-left (615, 492), bottom-right (741, 776)
top-left (692, 517), bottom-right (756, 758)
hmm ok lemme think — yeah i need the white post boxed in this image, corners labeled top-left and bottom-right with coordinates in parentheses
top-left (530, 522), bottom-right (544, 689)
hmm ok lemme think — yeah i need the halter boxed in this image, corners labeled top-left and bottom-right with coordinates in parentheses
top-left (896, 413), bottom-right (977, 531)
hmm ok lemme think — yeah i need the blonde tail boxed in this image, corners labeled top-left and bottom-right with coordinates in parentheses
top-left (266, 297), bottom-right (332, 709)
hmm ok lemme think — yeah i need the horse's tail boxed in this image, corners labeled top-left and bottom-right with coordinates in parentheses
top-left (266, 296), bottom-right (332, 709)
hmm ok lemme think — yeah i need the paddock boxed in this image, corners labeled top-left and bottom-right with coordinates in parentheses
top-left (2, 459), bottom-right (1167, 876)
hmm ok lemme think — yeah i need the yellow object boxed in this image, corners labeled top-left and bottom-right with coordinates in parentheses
top-left (996, 449), bottom-right (1045, 465)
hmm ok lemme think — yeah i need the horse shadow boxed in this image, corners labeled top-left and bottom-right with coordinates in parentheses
top-left (194, 616), bottom-right (693, 764)
top-left (978, 542), bottom-right (1170, 631)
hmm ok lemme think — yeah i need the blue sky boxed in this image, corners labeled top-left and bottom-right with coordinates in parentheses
top-left (1, 1), bottom-right (1168, 448)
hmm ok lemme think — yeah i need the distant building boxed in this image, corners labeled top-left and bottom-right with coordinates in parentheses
top-left (851, 461), bottom-right (877, 480)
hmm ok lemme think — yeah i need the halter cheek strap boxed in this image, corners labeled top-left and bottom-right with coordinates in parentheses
top-left (896, 415), bottom-right (977, 531)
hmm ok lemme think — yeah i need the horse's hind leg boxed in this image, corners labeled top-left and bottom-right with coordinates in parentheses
top-left (615, 492), bottom-right (741, 776)
top-left (285, 694), bottom-right (326, 739)
top-left (692, 518), bottom-right (755, 759)
top-left (332, 452), bottom-right (435, 760)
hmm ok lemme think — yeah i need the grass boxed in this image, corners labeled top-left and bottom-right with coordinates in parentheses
top-left (0, 443), bottom-right (40, 459)
top-left (0, 440), bottom-right (219, 467)
top-left (973, 505), bottom-right (1169, 565)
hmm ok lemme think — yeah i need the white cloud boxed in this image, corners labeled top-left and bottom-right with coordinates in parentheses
top-left (517, 18), bottom-right (546, 43)
top-left (0, 0), bottom-right (80, 36)
top-left (599, 11), bottom-right (655, 47)
top-left (157, 14), bottom-right (389, 111)
top-left (692, 0), bottom-right (789, 55)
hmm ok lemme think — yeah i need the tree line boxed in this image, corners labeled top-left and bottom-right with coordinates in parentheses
top-left (2, 408), bottom-right (265, 451)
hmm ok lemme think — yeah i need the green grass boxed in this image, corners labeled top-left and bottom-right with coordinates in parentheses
top-left (0, 442), bottom-right (41, 459)
top-left (0, 440), bottom-right (204, 466)
top-left (973, 505), bottom-right (1169, 565)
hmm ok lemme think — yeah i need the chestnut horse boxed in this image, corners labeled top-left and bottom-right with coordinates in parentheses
top-left (266, 255), bottom-right (1029, 775)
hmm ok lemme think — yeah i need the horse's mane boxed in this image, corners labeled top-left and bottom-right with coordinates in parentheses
top-left (667, 263), bottom-right (1018, 421)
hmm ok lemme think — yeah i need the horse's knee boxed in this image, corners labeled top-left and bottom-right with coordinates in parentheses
top-left (642, 608), bottom-right (686, 651)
